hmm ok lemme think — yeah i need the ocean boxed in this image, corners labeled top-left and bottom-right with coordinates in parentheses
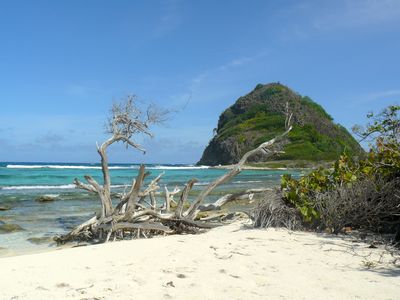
top-left (0, 162), bottom-right (302, 256)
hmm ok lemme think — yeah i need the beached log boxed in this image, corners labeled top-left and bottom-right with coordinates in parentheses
top-left (54, 215), bottom-right (98, 244)
top-left (198, 188), bottom-right (273, 212)
top-left (97, 221), bottom-right (174, 234)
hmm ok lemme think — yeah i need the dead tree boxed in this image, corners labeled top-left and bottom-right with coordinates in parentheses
top-left (55, 98), bottom-right (292, 244)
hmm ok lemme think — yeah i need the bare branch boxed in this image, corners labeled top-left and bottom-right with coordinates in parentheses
top-left (74, 178), bottom-right (98, 193)
top-left (175, 179), bottom-right (198, 218)
top-left (84, 175), bottom-right (102, 192)
top-left (125, 165), bottom-right (146, 216)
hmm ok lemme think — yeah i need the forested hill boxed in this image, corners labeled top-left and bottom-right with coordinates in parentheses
top-left (197, 83), bottom-right (363, 166)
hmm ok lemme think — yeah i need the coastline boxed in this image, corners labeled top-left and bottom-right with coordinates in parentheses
top-left (210, 164), bottom-right (289, 170)
top-left (1, 220), bottom-right (399, 299)
top-left (1, 163), bottom-right (301, 255)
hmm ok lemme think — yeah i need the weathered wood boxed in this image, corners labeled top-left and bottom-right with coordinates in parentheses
top-left (125, 164), bottom-right (146, 216)
top-left (98, 221), bottom-right (173, 233)
top-left (164, 186), bottom-right (180, 212)
top-left (199, 188), bottom-right (272, 212)
top-left (73, 178), bottom-right (97, 193)
top-left (54, 215), bottom-right (98, 244)
top-left (175, 179), bottom-right (198, 218)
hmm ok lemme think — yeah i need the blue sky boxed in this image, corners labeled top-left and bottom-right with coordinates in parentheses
top-left (0, 0), bottom-right (399, 163)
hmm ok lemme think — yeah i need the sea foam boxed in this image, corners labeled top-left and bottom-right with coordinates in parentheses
top-left (0, 184), bottom-right (128, 191)
top-left (6, 164), bottom-right (210, 170)
top-left (6, 165), bottom-right (135, 170)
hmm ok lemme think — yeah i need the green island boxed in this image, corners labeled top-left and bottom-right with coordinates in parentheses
top-left (198, 83), bottom-right (364, 167)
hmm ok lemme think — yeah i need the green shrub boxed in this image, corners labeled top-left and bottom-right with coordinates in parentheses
top-left (281, 105), bottom-right (400, 232)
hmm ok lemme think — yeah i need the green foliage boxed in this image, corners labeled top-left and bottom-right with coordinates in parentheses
top-left (353, 105), bottom-right (400, 146)
top-left (281, 147), bottom-right (399, 223)
top-left (282, 105), bottom-right (400, 225)
top-left (280, 124), bottom-right (355, 161)
top-left (254, 83), bottom-right (264, 90)
top-left (260, 85), bottom-right (286, 98)
top-left (217, 111), bottom-right (284, 140)
top-left (301, 96), bottom-right (333, 120)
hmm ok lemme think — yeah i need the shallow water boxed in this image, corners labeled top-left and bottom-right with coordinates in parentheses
top-left (0, 162), bottom-right (302, 255)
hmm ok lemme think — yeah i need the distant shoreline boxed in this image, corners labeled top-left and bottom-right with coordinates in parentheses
top-left (210, 165), bottom-right (290, 170)
top-left (208, 160), bottom-right (333, 170)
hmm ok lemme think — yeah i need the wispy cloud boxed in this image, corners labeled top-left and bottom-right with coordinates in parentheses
top-left (347, 89), bottom-right (400, 108)
top-left (66, 84), bottom-right (90, 98)
top-left (365, 90), bottom-right (400, 101)
top-left (279, 0), bottom-right (400, 41)
top-left (35, 132), bottom-right (65, 144)
top-left (153, 0), bottom-right (182, 37)
top-left (166, 51), bottom-right (269, 108)
top-left (313, 0), bottom-right (400, 31)
top-left (190, 51), bottom-right (269, 92)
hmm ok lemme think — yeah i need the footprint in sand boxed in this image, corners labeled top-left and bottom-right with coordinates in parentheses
top-left (214, 253), bottom-right (233, 260)
top-left (55, 282), bottom-right (70, 288)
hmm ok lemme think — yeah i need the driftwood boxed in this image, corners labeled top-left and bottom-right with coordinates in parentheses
top-left (198, 188), bottom-right (272, 212)
top-left (54, 98), bottom-right (292, 244)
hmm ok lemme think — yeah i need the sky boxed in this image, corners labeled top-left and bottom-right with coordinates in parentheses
top-left (0, 0), bottom-right (399, 164)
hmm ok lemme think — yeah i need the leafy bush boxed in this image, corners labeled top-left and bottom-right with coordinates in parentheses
top-left (281, 105), bottom-right (400, 236)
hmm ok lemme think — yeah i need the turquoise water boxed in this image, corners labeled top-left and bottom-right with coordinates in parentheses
top-left (0, 162), bottom-right (302, 256)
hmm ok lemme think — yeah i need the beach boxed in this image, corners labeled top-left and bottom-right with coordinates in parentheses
top-left (1, 220), bottom-right (399, 300)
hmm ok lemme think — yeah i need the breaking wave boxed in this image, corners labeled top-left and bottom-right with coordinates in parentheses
top-left (6, 164), bottom-right (210, 170)
top-left (0, 184), bottom-right (128, 191)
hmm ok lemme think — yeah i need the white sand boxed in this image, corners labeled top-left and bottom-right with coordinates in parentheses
top-left (1, 221), bottom-right (399, 300)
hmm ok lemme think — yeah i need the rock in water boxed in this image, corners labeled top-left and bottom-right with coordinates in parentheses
top-left (198, 83), bottom-right (363, 166)
top-left (35, 195), bottom-right (58, 202)
top-left (27, 236), bottom-right (54, 245)
top-left (0, 206), bottom-right (11, 211)
top-left (0, 223), bottom-right (25, 234)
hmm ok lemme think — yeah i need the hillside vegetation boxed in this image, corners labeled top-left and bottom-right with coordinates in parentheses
top-left (198, 83), bottom-right (363, 166)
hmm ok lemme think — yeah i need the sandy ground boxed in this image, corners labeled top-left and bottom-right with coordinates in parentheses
top-left (1, 221), bottom-right (399, 300)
